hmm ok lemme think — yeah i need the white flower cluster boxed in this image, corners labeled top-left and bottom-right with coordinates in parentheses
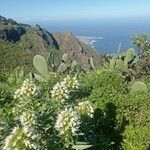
top-left (3, 126), bottom-right (21, 150)
top-left (20, 112), bottom-right (40, 149)
top-left (75, 101), bottom-right (94, 118)
top-left (3, 112), bottom-right (41, 150)
top-left (51, 83), bottom-right (69, 103)
top-left (14, 79), bottom-right (39, 100)
top-left (51, 75), bottom-right (79, 103)
top-left (55, 108), bottom-right (80, 136)
top-left (20, 112), bottom-right (36, 136)
top-left (61, 75), bottom-right (79, 90)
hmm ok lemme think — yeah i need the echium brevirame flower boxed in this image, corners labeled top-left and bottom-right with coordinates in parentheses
top-left (55, 108), bottom-right (80, 136)
top-left (75, 101), bottom-right (94, 118)
top-left (51, 75), bottom-right (79, 103)
top-left (3, 126), bottom-right (40, 150)
top-left (20, 112), bottom-right (36, 134)
top-left (51, 82), bottom-right (69, 103)
top-left (14, 79), bottom-right (39, 100)
top-left (61, 75), bottom-right (79, 90)
top-left (20, 112), bottom-right (41, 149)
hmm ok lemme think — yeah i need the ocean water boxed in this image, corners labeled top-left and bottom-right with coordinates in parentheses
top-left (37, 17), bottom-right (150, 54)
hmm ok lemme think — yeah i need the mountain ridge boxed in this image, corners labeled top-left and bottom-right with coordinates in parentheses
top-left (0, 15), bottom-right (102, 71)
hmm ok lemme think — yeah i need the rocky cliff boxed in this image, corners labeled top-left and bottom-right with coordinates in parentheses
top-left (0, 15), bottom-right (102, 71)
top-left (52, 32), bottom-right (100, 71)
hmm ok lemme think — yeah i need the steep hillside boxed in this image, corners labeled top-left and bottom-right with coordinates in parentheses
top-left (0, 15), bottom-right (102, 71)
top-left (53, 32), bottom-right (101, 71)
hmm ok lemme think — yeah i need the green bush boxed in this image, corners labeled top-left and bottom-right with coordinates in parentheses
top-left (0, 53), bottom-right (150, 149)
top-left (80, 69), bottom-right (125, 108)
top-left (79, 68), bottom-right (150, 150)
top-left (121, 93), bottom-right (150, 150)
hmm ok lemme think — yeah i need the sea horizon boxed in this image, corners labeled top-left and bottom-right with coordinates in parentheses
top-left (21, 17), bottom-right (150, 54)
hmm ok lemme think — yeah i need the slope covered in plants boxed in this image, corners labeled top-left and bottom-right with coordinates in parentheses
top-left (0, 33), bottom-right (150, 150)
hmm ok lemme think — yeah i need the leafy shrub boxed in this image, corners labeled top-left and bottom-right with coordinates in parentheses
top-left (0, 46), bottom-right (150, 150)
top-left (78, 69), bottom-right (126, 149)
top-left (122, 125), bottom-right (150, 150)
top-left (81, 69), bottom-right (125, 108)
top-left (121, 93), bottom-right (150, 150)
top-left (79, 68), bottom-right (150, 149)
top-left (130, 81), bottom-right (148, 95)
top-left (131, 33), bottom-right (150, 54)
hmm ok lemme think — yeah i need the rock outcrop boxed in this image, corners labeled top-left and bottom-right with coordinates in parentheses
top-left (0, 27), bottom-right (26, 42)
top-left (35, 24), bottom-right (59, 49)
top-left (52, 32), bottom-right (101, 71)
top-left (0, 16), bottom-right (102, 71)
top-left (0, 15), bottom-right (17, 24)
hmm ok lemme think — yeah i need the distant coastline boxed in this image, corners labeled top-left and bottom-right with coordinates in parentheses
top-left (77, 36), bottom-right (103, 48)
top-left (42, 18), bottom-right (150, 54)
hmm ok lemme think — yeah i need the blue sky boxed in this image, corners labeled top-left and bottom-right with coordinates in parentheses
top-left (1, 0), bottom-right (150, 22)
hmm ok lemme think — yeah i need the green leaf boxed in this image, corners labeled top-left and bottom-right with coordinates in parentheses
top-left (89, 57), bottom-right (95, 69)
top-left (57, 63), bottom-right (67, 73)
top-left (34, 73), bottom-right (47, 82)
top-left (110, 57), bottom-right (116, 69)
top-left (116, 59), bottom-right (127, 71)
top-left (33, 55), bottom-right (48, 77)
top-left (62, 53), bottom-right (68, 62)
top-left (72, 145), bottom-right (93, 150)
top-left (130, 81), bottom-right (148, 95)
top-left (124, 48), bottom-right (136, 63)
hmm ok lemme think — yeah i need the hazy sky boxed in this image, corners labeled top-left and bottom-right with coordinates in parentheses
top-left (1, 0), bottom-right (150, 21)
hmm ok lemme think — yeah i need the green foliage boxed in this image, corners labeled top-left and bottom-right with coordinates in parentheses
top-left (0, 39), bottom-right (35, 71)
top-left (116, 58), bottom-right (127, 71)
top-left (1, 34), bottom-right (150, 150)
top-left (124, 48), bottom-right (137, 63)
top-left (131, 33), bottom-right (150, 54)
top-left (130, 81), bottom-right (148, 95)
top-left (0, 82), bottom-right (12, 107)
top-left (33, 55), bottom-right (48, 75)
top-left (33, 54), bottom-right (49, 80)
top-left (109, 48), bottom-right (139, 73)
top-left (1, 61), bottom-right (150, 150)
top-left (72, 144), bottom-right (92, 150)
top-left (141, 75), bottom-right (150, 91)
top-left (122, 125), bottom-right (150, 150)
top-left (79, 67), bottom-right (150, 150)
top-left (48, 48), bottom-right (60, 71)
top-left (121, 93), bottom-right (150, 150)
top-left (33, 53), bottom-right (81, 78)
top-left (57, 62), bottom-right (68, 73)
top-left (78, 69), bottom-right (126, 149)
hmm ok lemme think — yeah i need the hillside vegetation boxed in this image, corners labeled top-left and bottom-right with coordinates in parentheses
top-left (0, 15), bottom-right (102, 71)
top-left (0, 31), bottom-right (150, 150)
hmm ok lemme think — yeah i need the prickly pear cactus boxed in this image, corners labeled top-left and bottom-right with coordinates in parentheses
top-left (72, 144), bottom-right (92, 150)
top-left (57, 63), bottom-right (68, 73)
top-left (124, 48), bottom-right (136, 63)
top-left (130, 81), bottom-right (148, 95)
top-left (62, 53), bottom-right (68, 63)
top-left (33, 55), bottom-right (49, 80)
top-left (48, 48), bottom-right (60, 71)
top-left (89, 57), bottom-right (95, 69)
top-left (34, 73), bottom-right (47, 82)
top-left (110, 57), bottom-right (116, 69)
top-left (109, 48), bottom-right (139, 72)
top-left (48, 50), bottom-right (55, 69)
top-left (71, 60), bottom-right (77, 70)
top-left (115, 59), bottom-right (127, 71)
